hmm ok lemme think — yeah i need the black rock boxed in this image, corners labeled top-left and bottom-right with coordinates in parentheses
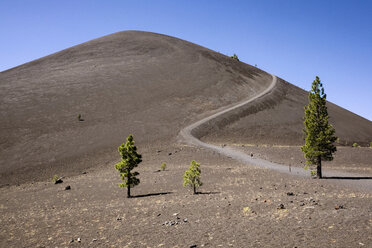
top-left (287, 192), bottom-right (294, 196)
top-left (335, 205), bottom-right (345, 210)
top-left (65, 185), bottom-right (71, 190)
top-left (278, 203), bottom-right (285, 209)
top-left (54, 179), bottom-right (63, 184)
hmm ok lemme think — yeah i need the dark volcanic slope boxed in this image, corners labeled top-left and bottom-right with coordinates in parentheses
top-left (202, 78), bottom-right (372, 146)
top-left (0, 31), bottom-right (272, 185)
top-left (1, 31), bottom-right (371, 186)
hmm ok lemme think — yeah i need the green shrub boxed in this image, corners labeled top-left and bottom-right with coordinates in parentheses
top-left (352, 143), bottom-right (359, 148)
top-left (370, 142), bottom-right (372, 148)
top-left (52, 174), bottom-right (59, 183)
top-left (310, 170), bottom-right (317, 177)
top-left (230, 54), bottom-right (239, 61)
top-left (160, 162), bottom-right (167, 171)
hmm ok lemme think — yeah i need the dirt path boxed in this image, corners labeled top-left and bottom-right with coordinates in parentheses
top-left (179, 74), bottom-right (372, 191)
top-left (178, 74), bottom-right (306, 176)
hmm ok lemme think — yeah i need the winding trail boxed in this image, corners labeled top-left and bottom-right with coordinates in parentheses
top-left (179, 74), bottom-right (372, 191)
top-left (179, 74), bottom-right (307, 175)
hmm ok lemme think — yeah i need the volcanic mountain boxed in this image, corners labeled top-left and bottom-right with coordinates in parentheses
top-left (1, 30), bottom-right (371, 185)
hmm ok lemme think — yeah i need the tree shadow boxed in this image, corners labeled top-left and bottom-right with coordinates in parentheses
top-left (132, 192), bottom-right (173, 198)
top-left (322, 176), bottom-right (372, 180)
top-left (195, 191), bottom-right (220, 195)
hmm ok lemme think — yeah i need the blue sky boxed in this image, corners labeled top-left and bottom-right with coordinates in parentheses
top-left (1, 0), bottom-right (371, 120)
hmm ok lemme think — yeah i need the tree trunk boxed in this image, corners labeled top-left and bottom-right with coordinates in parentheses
top-left (193, 184), bottom-right (196, 194)
top-left (127, 185), bottom-right (131, 198)
top-left (127, 173), bottom-right (131, 198)
top-left (316, 156), bottom-right (322, 179)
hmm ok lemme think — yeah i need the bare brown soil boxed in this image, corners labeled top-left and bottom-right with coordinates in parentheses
top-left (1, 31), bottom-right (371, 186)
top-left (201, 78), bottom-right (372, 147)
top-left (1, 145), bottom-right (371, 247)
top-left (0, 31), bottom-right (271, 186)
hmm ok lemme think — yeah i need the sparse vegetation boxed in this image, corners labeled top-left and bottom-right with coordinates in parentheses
top-left (115, 134), bottom-right (142, 198)
top-left (52, 174), bottom-right (63, 184)
top-left (183, 160), bottom-right (202, 194)
top-left (230, 53), bottom-right (239, 61)
top-left (52, 174), bottom-right (59, 183)
top-left (301, 76), bottom-right (337, 179)
top-left (160, 162), bottom-right (167, 171)
top-left (310, 170), bottom-right (317, 178)
top-left (370, 142), bottom-right (372, 148)
top-left (352, 142), bottom-right (359, 148)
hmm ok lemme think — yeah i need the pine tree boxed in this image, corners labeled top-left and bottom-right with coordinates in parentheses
top-left (183, 160), bottom-right (202, 194)
top-left (115, 134), bottom-right (142, 198)
top-left (301, 76), bottom-right (337, 178)
top-left (230, 53), bottom-right (239, 61)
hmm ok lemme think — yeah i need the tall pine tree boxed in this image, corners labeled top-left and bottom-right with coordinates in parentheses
top-left (115, 134), bottom-right (142, 198)
top-left (301, 76), bottom-right (337, 178)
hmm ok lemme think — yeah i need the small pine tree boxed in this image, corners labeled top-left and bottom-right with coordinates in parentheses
top-left (160, 162), bottom-right (167, 171)
top-left (230, 53), bottom-right (239, 61)
top-left (183, 160), bottom-right (202, 194)
top-left (301, 76), bottom-right (337, 178)
top-left (115, 134), bottom-right (142, 198)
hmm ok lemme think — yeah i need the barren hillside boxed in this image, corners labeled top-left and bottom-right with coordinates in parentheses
top-left (0, 31), bottom-right (271, 185)
top-left (201, 78), bottom-right (372, 146)
top-left (1, 31), bottom-right (371, 186)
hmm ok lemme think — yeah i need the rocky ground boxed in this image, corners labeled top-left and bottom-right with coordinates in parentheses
top-left (1, 144), bottom-right (371, 247)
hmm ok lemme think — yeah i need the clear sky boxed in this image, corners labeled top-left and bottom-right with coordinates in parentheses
top-left (1, 0), bottom-right (371, 120)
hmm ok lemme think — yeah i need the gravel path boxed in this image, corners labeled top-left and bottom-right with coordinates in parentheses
top-left (179, 74), bottom-right (372, 191)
